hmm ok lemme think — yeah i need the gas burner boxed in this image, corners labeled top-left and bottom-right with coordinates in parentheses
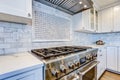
top-left (31, 49), bottom-right (63, 59)
top-left (51, 46), bottom-right (91, 53)
top-left (31, 46), bottom-right (92, 59)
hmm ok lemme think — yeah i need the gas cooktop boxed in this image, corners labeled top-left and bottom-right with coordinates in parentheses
top-left (31, 46), bottom-right (98, 80)
top-left (31, 46), bottom-right (92, 59)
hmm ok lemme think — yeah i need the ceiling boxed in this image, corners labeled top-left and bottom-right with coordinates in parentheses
top-left (93, 0), bottom-right (120, 10)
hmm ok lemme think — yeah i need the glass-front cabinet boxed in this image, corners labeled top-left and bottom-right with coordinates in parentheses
top-left (72, 7), bottom-right (98, 33)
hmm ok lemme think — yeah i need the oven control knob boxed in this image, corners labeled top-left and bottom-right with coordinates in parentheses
top-left (90, 55), bottom-right (93, 60)
top-left (76, 71), bottom-right (80, 75)
top-left (68, 62), bottom-right (74, 69)
top-left (74, 61), bottom-right (80, 67)
top-left (93, 53), bottom-right (97, 57)
top-left (86, 55), bottom-right (90, 60)
top-left (51, 69), bottom-right (59, 77)
top-left (60, 65), bottom-right (67, 73)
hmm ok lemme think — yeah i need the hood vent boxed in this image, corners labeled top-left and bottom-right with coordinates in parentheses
top-left (35, 0), bottom-right (93, 15)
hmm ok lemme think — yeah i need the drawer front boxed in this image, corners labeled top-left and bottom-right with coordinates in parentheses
top-left (4, 68), bottom-right (43, 80)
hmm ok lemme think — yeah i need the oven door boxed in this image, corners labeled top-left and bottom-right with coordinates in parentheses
top-left (60, 61), bottom-right (99, 80)
top-left (78, 61), bottom-right (99, 80)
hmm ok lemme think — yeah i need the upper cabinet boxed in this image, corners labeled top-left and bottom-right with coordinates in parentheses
top-left (0, 0), bottom-right (32, 24)
top-left (98, 7), bottom-right (113, 33)
top-left (98, 4), bottom-right (120, 33)
top-left (72, 8), bottom-right (98, 33)
top-left (113, 5), bottom-right (120, 32)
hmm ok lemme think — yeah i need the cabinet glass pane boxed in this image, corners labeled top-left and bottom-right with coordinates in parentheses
top-left (90, 8), bottom-right (94, 30)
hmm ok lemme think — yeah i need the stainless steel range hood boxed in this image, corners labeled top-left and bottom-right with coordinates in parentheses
top-left (35, 0), bottom-right (93, 15)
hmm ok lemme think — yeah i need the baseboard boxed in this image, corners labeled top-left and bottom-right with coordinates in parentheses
top-left (106, 69), bottom-right (120, 74)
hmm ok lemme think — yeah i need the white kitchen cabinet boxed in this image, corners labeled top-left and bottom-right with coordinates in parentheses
top-left (97, 11), bottom-right (102, 32)
top-left (98, 4), bottom-right (120, 33)
top-left (113, 5), bottom-right (120, 32)
top-left (4, 68), bottom-right (43, 80)
top-left (98, 7), bottom-right (113, 33)
top-left (72, 12), bottom-right (82, 30)
top-left (1, 66), bottom-right (44, 80)
top-left (72, 8), bottom-right (97, 32)
top-left (97, 47), bottom-right (106, 80)
top-left (0, 0), bottom-right (32, 24)
top-left (106, 47), bottom-right (118, 71)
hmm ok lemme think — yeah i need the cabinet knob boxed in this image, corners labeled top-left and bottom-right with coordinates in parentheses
top-left (28, 13), bottom-right (31, 17)
top-left (60, 65), bottom-right (67, 73)
top-left (82, 27), bottom-right (85, 30)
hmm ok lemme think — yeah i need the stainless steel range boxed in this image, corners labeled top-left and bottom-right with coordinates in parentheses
top-left (31, 46), bottom-right (98, 80)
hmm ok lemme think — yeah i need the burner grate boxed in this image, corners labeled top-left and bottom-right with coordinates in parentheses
top-left (31, 46), bottom-right (92, 59)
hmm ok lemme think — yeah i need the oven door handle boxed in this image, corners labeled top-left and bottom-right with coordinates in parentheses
top-left (79, 61), bottom-right (99, 75)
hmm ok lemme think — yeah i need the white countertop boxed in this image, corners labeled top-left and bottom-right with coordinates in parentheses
top-left (0, 52), bottom-right (44, 75)
top-left (83, 44), bottom-right (120, 48)
top-left (86, 45), bottom-right (106, 48)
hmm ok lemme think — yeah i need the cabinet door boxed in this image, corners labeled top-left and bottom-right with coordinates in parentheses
top-left (106, 47), bottom-right (118, 71)
top-left (97, 48), bottom-right (106, 79)
top-left (100, 8), bottom-right (113, 32)
top-left (82, 9), bottom-right (90, 30)
top-left (5, 68), bottom-right (43, 80)
top-left (113, 5), bottom-right (120, 31)
top-left (102, 48), bottom-right (107, 69)
top-left (0, 0), bottom-right (32, 18)
top-left (97, 11), bottom-right (102, 32)
top-left (72, 8), bottom-right (97, 32)
top-left (0, 0), bottom-right (32, 24)
top-left (72, 12), bottom-right (83, 30)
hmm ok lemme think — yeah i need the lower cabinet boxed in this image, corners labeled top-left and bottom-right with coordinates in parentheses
top-left (97, 47), bottom-right (106, 80)
top-left (1, 65), bottom-right (44, 80)
top-left (106, 47), bottom-right (118, 71)
top-left (4, 68), bottom-right (43, 80)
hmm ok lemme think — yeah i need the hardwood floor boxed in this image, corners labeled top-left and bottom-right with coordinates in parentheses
top-left (100, 71), bottom-right (120, 80)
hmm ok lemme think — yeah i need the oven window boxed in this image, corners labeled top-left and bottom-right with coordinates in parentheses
top-left (83, 67), bottom-right (96, 80)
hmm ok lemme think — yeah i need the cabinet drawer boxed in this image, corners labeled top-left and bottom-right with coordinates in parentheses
top-left (4, 68), bottom-right (43, 80)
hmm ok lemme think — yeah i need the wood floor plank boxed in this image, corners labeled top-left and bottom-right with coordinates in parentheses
top-left (100, 71), bottom-right (120, 80)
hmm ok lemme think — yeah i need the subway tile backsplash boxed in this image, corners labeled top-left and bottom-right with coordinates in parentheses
top-left (92, 33), bottom-right (120, 44)
top-left (1, 21), bottom-right (120, 55)
top-left (0, 49), bottom-right (4, 55)
top-left (72, 32), bottom-right (93, 45)
top-left (0, 21), bottom-right (92, 55)
top-left (0, 22), bottom-right (32, 55)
